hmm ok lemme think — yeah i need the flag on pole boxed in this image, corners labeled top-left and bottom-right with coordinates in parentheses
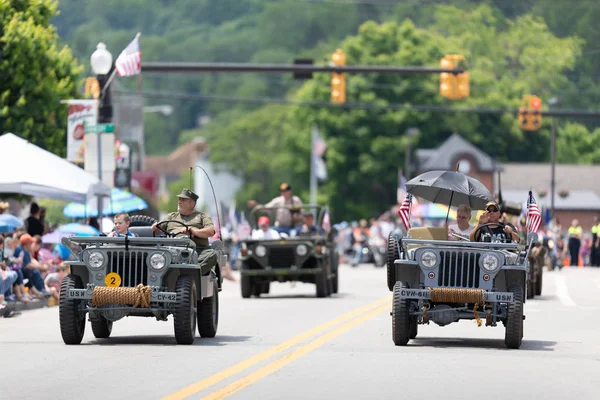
top-left (227, 200), bottom-right (238, 230)
top-left (312, 126), bottom-right (327, 181)
top-left (398, 193), bottom-right (413, 231)
top-left (115, 33), bottom-right (142, 77)
top-left (322, 209), bottom-right (331, 232)
top-left (237, 211), bottom-right (251, 240)
top-left (526, 190), bottom-right (542, 233)
top-left (397, 170), bottom-right (407, 204)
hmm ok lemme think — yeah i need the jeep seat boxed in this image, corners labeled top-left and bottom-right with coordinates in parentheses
top-left (129, 226), bottom-right (154, 237)
top-left (406, 227), bottom-right (448, 252)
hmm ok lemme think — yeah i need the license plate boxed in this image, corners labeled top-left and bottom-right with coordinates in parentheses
top-left (69, 289), bottom-right (87, 299)
top-left (486, 292), bottom-right (513, 302)
top-left (156, 293), bottom-right (177, 301)
top-left (399, 289), bottom-right (430, 299)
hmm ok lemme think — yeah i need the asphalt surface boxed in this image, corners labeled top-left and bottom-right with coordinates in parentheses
top-left (2, 264), bottom-right (600, 400)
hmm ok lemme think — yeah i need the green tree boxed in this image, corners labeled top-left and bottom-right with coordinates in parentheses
top-left (290, 5), bottom-right (584, 219)
top-left (0, 0), bottom-right (83, 155)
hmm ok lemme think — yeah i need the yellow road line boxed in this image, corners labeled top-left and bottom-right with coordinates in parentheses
top-left (201, 304), bottom-right (389, 400)
top-left (162, 296), bottom-right (390, 400)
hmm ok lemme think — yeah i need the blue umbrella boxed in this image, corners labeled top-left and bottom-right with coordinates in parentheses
top-left (63, 187), bottom-right (148, 218)
top-left (58, 223), bottom-right (100, 236)
top-left (0, 214), bottom-right (24, 233)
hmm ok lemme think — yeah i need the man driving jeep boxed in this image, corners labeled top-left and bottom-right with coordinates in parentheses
top-left (470, 201), bottom-right (520, 243)
top-left (151, 188), bottom-right (217, 273)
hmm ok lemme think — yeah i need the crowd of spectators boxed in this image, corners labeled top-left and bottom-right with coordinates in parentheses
top-left (1, 202), bottom-right (72, 318)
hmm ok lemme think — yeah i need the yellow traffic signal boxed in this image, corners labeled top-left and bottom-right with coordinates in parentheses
top-left (85, 77), bottom-right (100, 99)
top-left (331, 49), bottom-right (346, 104)
top-left (518, 95), bottom-right (543, 131)
top-left (440, 55), bottom-right (469, 100)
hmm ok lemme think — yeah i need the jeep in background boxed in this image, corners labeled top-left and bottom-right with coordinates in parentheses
top-left (239, 205), bottom-right (338, 298)
top-left (59, 215), bottom-right (225, 345)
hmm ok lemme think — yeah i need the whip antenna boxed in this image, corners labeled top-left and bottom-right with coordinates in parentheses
top-left (193, 165), bottom-right (222, 242)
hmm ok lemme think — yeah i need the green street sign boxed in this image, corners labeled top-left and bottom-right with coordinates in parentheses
top-left (85, 124), bottom-right (115, 133)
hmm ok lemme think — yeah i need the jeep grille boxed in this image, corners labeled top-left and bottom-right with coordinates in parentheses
top-left (106, 251), bottom-right (149, 287)
top-left (268, 247), bottom-right (296, 268)
top-left (438, 251), bottom-right (481, 289)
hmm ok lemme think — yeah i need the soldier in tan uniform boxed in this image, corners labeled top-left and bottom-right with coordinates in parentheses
top-left (248, 182), bottom-right (304, 235)
top-left (151, 188), bottom-right (217, 274)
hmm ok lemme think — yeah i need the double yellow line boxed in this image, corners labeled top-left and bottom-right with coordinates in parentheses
top-left (162, 296), bottom-right (390, 400)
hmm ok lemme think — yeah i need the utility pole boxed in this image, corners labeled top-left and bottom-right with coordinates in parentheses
top-left (549, 97), bottom-right (560, 221)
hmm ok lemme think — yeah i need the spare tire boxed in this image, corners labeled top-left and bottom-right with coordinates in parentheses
top-left (129, 215), bottom-right (157, 227)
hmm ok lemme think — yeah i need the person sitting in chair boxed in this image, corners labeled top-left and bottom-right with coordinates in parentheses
top-left (470, 201), bottom-right (520, 243)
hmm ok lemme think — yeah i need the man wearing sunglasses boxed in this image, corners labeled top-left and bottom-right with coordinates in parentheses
top-left (470, 201), bottom-right (520, 243)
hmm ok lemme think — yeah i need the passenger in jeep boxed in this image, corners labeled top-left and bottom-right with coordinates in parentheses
top-left (470, 201), bottom-right (520, 243)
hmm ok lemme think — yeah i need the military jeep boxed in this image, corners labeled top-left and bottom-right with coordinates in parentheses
top-left (239, 205), bottom-right (338, 298)
top-left (387, 225), bottom-right (538, 349)
top-left (59, 215), bottom-right (226, 345)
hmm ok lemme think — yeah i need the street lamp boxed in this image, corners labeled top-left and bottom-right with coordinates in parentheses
top-left (90, 42), bottom-right (114, 226)
top-left (405, 127), bottom-right (419, 180)
top-left (548, 97), bottom-right (559, 223)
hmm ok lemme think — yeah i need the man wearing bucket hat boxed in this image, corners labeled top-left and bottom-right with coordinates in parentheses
top-left (151, 188), bottom-right (217, 274)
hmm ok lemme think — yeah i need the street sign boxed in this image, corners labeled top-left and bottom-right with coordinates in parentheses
top-left (85, 124), bottom-right (115, 133)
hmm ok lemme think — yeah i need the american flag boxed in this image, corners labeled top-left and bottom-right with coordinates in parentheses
top-left (115, 34), bottom-right (142, 77)
top-left (322, 209), bottom-right (331, 231)
top-left (397, 193), bottom-right (413, 231)
top-left (526, 190), bottom-right (542, 233)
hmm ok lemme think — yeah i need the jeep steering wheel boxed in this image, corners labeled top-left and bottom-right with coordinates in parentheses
top-left (153, 220), bottom-right (192, 238)
top-left (472, 222), bottom-right (512, 243)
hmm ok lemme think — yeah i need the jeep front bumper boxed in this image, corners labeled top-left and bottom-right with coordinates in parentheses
top-left (398, 288), bottom-right (514, 303)
top-left (67, 284), bottom-right (178, 303)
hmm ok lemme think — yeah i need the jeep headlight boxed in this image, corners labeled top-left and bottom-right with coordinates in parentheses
top-left (88, 251), bottom-right (105, 269)
top-left (481, 253), bottom-right (500, 272)
top-left (255, 245), bottom-right (267, 258)
top-left (296, 244), bottom-right (308, 256)
top-left (150, 253), bottom-right (167, 270)
top-left (420, 251), bottom-right (438, 269)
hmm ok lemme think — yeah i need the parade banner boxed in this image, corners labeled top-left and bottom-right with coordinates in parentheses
top-left (66, 99), bottom-right (98, 163)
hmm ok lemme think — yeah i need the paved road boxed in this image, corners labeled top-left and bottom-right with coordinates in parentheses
top-left (2, 265), bottom-right (600, 400)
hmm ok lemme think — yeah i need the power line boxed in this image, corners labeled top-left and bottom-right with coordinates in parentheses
top-left (116, 89), bottom-right (600, 118)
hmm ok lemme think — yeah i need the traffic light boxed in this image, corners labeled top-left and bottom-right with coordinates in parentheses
top-left (85, 77), bottom-right (100, 99)
top-left (440, 55), bottom-right (469, 100)
top-left (518, 95), bottom-right (543, 131)
top-left (331, 49), bottom-right (346, 103)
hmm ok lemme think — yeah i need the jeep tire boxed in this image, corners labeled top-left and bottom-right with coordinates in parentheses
top-left (174, 275), bottom-right (197, 345)
top-left (387, 232), bottom-right (399, 292)
top-left (129, 215), bottom-right (157, 227)
top-left (315, 263), bottom-right (329, 298)
top-left (198, 280), bottom-right (219, 338)
top-left (90, 316), bottom-right (113, 339)
top-left (392, 282), bottom-right (410, 346)
top-left (241, 275), bottom-right (252, 298)
top-left (409, 318), bottom-right (418, 339)
top-left (505, 284), bottom-right (524, 349)
top-left (535, 267), bottom-right (543, 296)
top-left (59, 275), bottom-right (86, 345)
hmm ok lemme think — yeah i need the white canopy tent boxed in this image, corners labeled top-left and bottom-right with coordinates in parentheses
top-left (0, 133), bottom-right (111, 203)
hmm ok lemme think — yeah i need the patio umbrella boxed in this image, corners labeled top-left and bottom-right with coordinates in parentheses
top-left (58, 223), bottom-right (100, 236)
top-left (405, 170), bottom-right (495, 223)
top-left (0, 214), bottom-right (24, 233)
top-left (63, 187), bottom-right (148, 218)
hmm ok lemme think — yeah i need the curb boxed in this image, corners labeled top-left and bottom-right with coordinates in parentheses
top-left (10, 298), bottom-right (58, 312)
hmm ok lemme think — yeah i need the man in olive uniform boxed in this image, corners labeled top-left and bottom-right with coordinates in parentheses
top-left (151, 188), bottom-right (217, 274)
